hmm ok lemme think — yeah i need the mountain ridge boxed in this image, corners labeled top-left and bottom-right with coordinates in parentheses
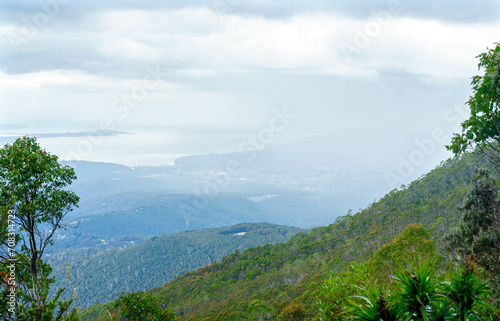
top-left (79, 151), bottom-right (495, 320)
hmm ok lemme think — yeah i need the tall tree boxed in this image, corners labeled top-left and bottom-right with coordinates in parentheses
top-left (445, 168), bottom-right (500, 276)
top-left (447, 43), bottom-right (500, 165)
top-left (0, 137), bottom-right (79, 320)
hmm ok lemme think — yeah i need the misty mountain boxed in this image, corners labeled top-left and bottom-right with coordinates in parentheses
top-left (56, 130), bottom-right (436, 252)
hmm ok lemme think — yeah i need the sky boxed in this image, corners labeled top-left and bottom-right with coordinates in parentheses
top-left (0, 0), bottom-right (499, 170)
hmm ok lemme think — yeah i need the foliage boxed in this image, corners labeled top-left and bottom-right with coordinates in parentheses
top-left (115, 292), bottom-right (176, 321)
top-left (247, 299), bottom-right (275, 321)
top-left (317, 262), bottom-right (371, 320)
top-left (16, 287), bottom-right (79, 321)
top-left (115, 291), bottom-right (177, 321)
top-left (445, 264), bottom-right (488, 321)
top-left (275, 300), bottom-right (307, 321)
top-left (445, 168), bottom-right (500, 276)
top-left (0, 137), bottom-right (79, 320)
top-left (348, 282), bottom-right (397, 321)
top-left (448, 43), bottom-right (500, 164)
top-left (368, 224), bottom-right (436, 281)
top-left (319, 224), bottom-right (437, 321)
top-left (393, 260), bottom-right (441, 320)
top-left (341, 261), bottom-right (489, 321)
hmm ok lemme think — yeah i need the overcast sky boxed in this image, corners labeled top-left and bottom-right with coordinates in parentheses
top-left (0, 0), bottom-right (499, 168)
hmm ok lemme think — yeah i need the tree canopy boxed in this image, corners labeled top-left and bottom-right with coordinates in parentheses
top-left (115, 292), bottom-right (177, 321)
top-left (0, 136), bottom-right (79, 320)
top-left (445, 168), bottom-right (500, 277)
top-left (448, 43), bottom-right (500, 164)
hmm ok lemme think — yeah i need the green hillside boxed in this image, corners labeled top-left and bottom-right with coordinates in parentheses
top-left (51, 223), bottom-right (303, 309)
top-left (78, 151), bottom-right (499, 320)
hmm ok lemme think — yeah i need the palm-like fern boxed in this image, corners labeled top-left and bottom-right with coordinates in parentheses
top-left (349, 282), bottom-right (397, 321)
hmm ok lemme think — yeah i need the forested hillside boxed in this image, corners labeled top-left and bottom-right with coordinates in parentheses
top-left (50, 223), bottom-right (303, 309)
top-left (80, 151), bottom-right (497, 320)
top-left (50, 192), bottom-right (279, 250)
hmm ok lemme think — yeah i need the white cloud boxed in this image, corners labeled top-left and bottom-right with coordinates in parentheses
top-left (1, 6), bottom-right (498, 81)
top-left (361, 18), bottom-right (499, 80)
top-left (92, 9), bottom-right (368, 75)
top-left (53, 8), bottom-right (498, 81)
